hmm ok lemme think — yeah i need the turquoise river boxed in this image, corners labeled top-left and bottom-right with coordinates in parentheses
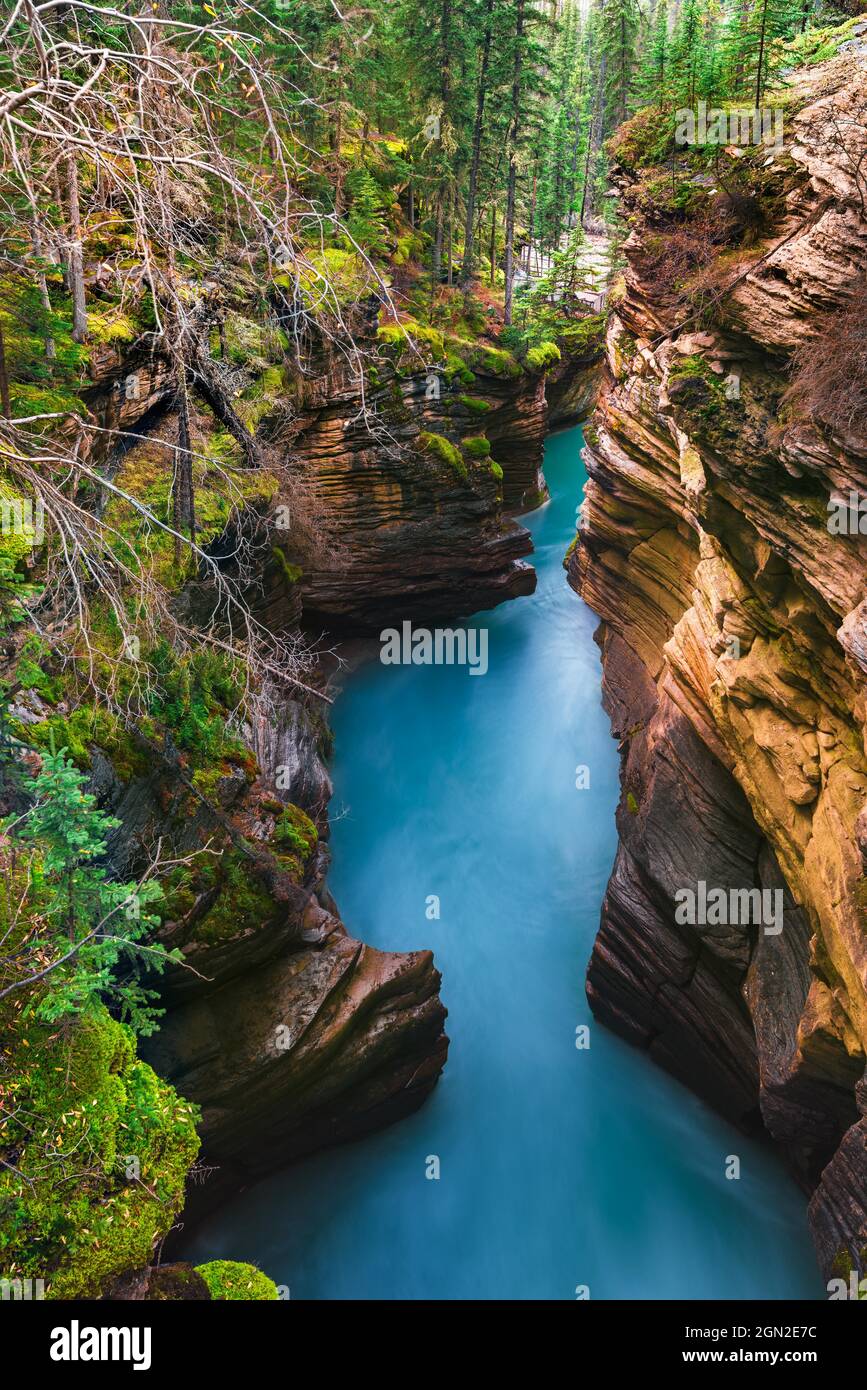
top-left (187, 424), bottom-right (822, 1300)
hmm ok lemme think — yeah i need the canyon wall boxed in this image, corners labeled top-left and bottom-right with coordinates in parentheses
top-left (570, 49), bottom-right (867, 1282)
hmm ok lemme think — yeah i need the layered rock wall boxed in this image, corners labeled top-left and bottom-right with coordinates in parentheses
top-left (570, 51), bottom-right (867, 1281)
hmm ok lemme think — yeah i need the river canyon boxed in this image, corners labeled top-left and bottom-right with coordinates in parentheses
top-left (183, 426), bottom-right (822, 1300)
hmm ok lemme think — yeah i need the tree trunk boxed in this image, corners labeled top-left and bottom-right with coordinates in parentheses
top-left (579, 111), bottom-right (594, 228)
top-left (460, 0), bottom-right (495, 286)
top-left (431, 0), bottom-right (452, 299)
top-left (527, 157), bottom-right (538, 269)
top-left (66, 153), bottom-right (87, 344)
top-left (432, 200), bottom-right (444, 301)
top-left (173, 366), bottom-right (195, 564)
top-left (0, 317), bottom-right (11, 419)
top-left (755, 0), bottom-right (770, 108)
top-left (32, 218), bottom-right (55, 361)
top-left (503, 0), bottom-right (526, 327)
top-left (620, 12), bottom-right (628, 124)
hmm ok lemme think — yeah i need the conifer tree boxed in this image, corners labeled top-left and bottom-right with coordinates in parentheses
top-left (600, 0), bottom-right (641, 128)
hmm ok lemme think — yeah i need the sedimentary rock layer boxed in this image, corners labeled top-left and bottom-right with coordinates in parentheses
top-left (271, 348), bottom-right (543, 633)
top-left (570, 50), bottom-right (867, 1282)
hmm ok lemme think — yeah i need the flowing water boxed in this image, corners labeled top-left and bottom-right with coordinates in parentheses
top-left (187, 425), bottom-right (822, 1300)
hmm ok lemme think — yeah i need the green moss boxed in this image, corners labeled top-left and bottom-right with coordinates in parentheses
top-left (161, 850), bottom-right (278, 946)
top-left (195, 1260), bottom-right (279, 1301)
top-left (391, 232), bottom-right (425, 267)
top-left (146, 643), bottom-right (250, 769)
top-left (219, 312), bottom-right (284, 370)
top-left (377, 318), bottom-right (446, 364)
top-left (103, 408), bottom-right (279, 591)
top-left (145, 1264), bottom-right (212, 1300)
top-left (9, 381), bottom-right (88, 421)
top-left (829, 1245), bottom-right (867, 1296)
top-left (273, 803), bottom-right (318, 861)
top-left (525, 340), bottom-right (561, 371)
top-left (783, 15), bottom-right (862, 69)
top-left (458, 395), bottom-right (492, 413)
top-left (14, 634), bottom-right (62, 702)
top-left (447, 337), bottom-right (521, 379)
top-left (444, 352), bottom-right (476, 385)
top-left (0, 1008), bottom-right (199, 1299)
top-left (377, 323), bottom-right (405, 347)
top-left (489, 460), bottom-right (504, 482)
top-left (0, 477), bottom-right (41, 582)
top-left (417, 431), bottom-right (468, 480)
top-left (272, 546), bottom-right (303, 585)
top-left (87, 308), bottom-right (138, 345)
top-left (557, 314), bottom-right (606, 356)
top-left (669, 354), bottom-right (714, 383)
top-left (295, 247), bottom-right (371, 308)
top-left (25, 707), bottom-right (149, 782)
top-left (607, 103), bottom-right (678, 171)
top-left (462, 435), bottom-right (491, 458)
top-left (626, 791), bottom-right (639, 815)
top-left (668, 353), bottom-right (727, 421)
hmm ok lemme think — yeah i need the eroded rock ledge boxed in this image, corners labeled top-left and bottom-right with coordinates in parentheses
top-left (569, 50), bottom-right (867, 1282)
top-left (121, 689), bottom-right (448, 1227)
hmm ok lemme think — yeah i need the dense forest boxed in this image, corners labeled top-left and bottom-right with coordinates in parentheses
top-left (0, 0), bottom-right (865, 1308)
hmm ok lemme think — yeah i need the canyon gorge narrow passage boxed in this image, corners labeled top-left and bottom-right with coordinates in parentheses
top-left (186, 426), bottom-right (821, 1300)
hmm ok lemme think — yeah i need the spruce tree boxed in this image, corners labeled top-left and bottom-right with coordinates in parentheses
top-left (600, 0), bottom-right (641, 129)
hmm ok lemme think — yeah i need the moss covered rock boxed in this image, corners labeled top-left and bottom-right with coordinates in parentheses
top-left (195, 1260), bottom-right (279, 1300)
top-left (417, 431), bottom-right (468, 480)
top-left (462, 435), bottom-right (491, 459)
top-left (0, 1007), bottom-right (200, 1299)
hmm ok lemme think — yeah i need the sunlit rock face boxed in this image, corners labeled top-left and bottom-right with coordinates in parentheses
top-left (570, 51), bottom-right (867, 1283)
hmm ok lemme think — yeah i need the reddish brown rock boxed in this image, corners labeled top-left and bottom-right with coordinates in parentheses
top-left (572, 49), bottom-right (867, 1284)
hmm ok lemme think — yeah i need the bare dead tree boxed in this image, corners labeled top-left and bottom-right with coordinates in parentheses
top-left (0, 0), bottom-right (413, 721)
